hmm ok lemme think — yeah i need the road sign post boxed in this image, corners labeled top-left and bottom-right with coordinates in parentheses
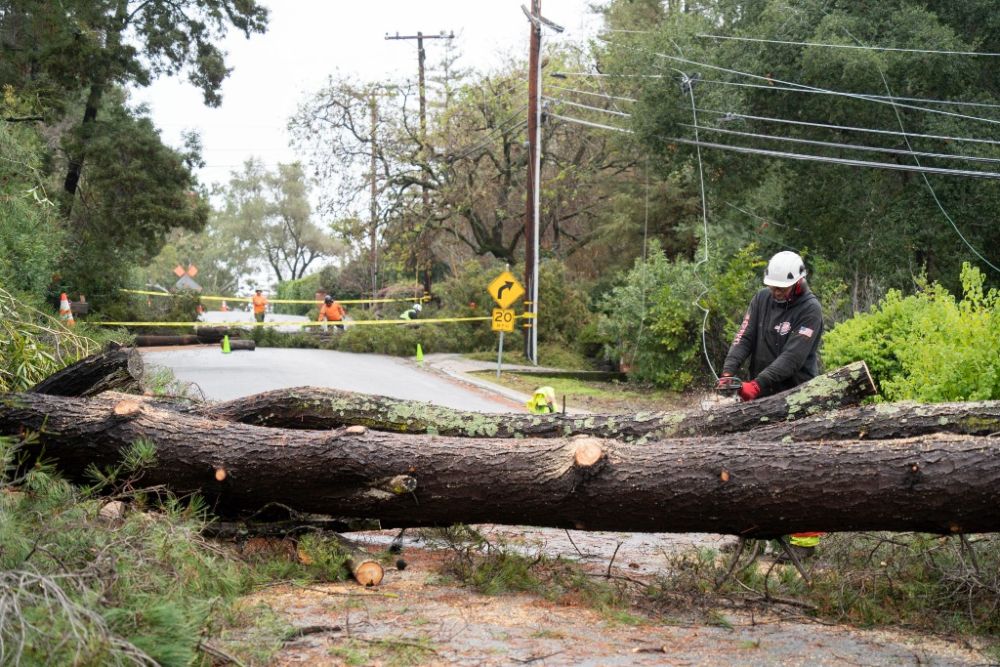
top-left (488, 271), bottom-right (525, 378)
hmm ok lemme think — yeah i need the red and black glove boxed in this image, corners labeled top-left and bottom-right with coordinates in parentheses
top-left (738, 380), bottom-right (761, 402)
top-left (715, 372), bottom-right (733, 390)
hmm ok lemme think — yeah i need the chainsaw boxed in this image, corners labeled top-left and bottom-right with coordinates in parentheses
top-left (714, 376), bottom-right (744, 403)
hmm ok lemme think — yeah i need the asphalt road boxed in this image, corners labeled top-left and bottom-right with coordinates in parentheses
top-left (141, 346), bottom-right (521, 413)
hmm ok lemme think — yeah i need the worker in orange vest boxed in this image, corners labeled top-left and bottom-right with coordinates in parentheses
top-left (318, 294), bottom-right (346, 331)
top-left (252, 289), bottom-right (268, 324)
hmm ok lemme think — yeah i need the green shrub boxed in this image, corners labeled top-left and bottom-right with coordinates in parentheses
top-left (599, 241), bottom-right (765, 390)
top-left (823, 263), bottom-right (1000, 401)
top-left (0, 118), bottom-right (65, 298)
top-left (275, 274), bottom-right (321, 316)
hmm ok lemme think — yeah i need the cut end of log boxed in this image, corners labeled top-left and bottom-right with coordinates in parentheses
top-left (350, 559), bottom-right (385, 586)
top-left (345, 425), bottom-right (367, 435)
top-left (215, 467), bottom-right (227, 482)
top-left (573, 438), bottom-right (605, 468)
top-left (113, 399), bottom-right (142, 417)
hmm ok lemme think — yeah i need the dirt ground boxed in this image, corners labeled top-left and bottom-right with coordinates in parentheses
top-left (250, 527), bottom-right (989, 666)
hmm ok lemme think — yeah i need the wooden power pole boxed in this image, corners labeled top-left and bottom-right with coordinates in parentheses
top-left (385, 30), bottom-right (454, 297)
top-left (369, 91), bottom-right (379, 304)
top-left (524, 0), bottom-right (541, 363)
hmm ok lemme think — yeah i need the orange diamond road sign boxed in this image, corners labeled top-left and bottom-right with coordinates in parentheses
top-left (487, 271), bottom-right (525, 309)
top-left (174, 265), bottom-right (185, 277)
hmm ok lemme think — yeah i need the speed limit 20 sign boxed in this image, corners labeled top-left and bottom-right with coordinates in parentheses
top-left (491, 308), bottom-right (515, 333)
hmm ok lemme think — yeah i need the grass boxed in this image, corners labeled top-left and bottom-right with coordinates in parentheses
top-left (327, 635), bottom-right (437, 666)
top-left (645, 532), bottom-right (1000, 650)
top-left (424, 525), bottom-right (640, 624)
top-left (471, 371), bottom-right (689, 413)
top-left (465, 342), bottom-right (593, 371)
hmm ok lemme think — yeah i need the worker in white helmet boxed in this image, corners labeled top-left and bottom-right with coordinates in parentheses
top-left (717, 250), bottom-right (825, 560)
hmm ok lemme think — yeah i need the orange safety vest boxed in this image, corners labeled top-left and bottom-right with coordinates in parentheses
top-left (252, 294), bottom-right (268, 314)
top-left (319, 302), bottom-right (345, 321)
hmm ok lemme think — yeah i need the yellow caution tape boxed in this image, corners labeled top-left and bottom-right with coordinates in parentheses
top-left (119, 288), bottom-right (430, 305)
top-left (90, 315), bottom-right (504, 328)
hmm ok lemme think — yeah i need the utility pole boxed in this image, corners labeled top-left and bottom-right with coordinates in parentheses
top-left (385, 30), bottom-right (454, 297)
top-left (524, 1), bottom-right (541, 364)
top-left (369, 91), bottom-right (379, 304)
top-left (522, 3), bottom-right (563, 365)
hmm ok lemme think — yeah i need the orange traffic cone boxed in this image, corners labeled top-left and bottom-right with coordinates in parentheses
top-left (221, 300), bottom-right (229, 312)
top-left (59, 293), bottom-right (75, 327)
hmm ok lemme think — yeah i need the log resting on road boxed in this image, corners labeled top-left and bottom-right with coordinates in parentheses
top-left (1, 391), bottom-right (995, 536)
top-left (197, 361), bottom-right (876, 439)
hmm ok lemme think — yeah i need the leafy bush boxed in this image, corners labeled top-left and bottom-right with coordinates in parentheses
top-left (275, 274), bottom-right (321, 316)
top-left (598, 241), bottom-right (764, 390)
top-left (0, 116), bottom-right (65, 297)
top-left (823, 263), bottom-right (1000, 401)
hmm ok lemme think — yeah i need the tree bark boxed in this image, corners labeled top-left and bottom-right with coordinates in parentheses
top-left (136, 335), bottom-right (203, 347)
top-left (753, 401), bottom-right (1000, 441)
top-left (197, 361), bottom-right (876, 439)
top-left (28, 346), bottom-right (143, 397)
top-left (1, 391), bottom-right (996, 536)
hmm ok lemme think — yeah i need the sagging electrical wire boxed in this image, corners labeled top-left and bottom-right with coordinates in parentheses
top-left (685, 123), bottom-right (1000, 165)
top-left (839, 29), bottom-right (1000, 272)
top-left (651, 50), bottom-right (1000, 129)
top-left (549, 112), bottom-right (1000, 179)
top-left (677, 71), bottom-right (719, 381)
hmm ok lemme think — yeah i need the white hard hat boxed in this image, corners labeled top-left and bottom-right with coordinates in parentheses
top-left (413, 303), bottom-right (422, 312)
top-left (763, 251), bottom-right (807, 288)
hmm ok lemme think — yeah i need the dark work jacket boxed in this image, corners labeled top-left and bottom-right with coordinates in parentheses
top-left (721, 284), bottom-right (824, 396)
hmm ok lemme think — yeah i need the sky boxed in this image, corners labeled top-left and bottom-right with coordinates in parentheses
top-left (134, 0), bottom-right (604, 189)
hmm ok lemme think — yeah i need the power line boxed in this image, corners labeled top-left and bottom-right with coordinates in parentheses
top-left (696, 78), bottom-right (1000, 111)
top-left (552, 71), bottom-right (664, 79)
top-left (548, 112), bottom-right (631, 133)
top-left (653, 51), bottom-right (1000, 128)
top-left (699, 109), bottom-right (1000, 147)
top-left (669, 136), bottom-right (1000, 179)
top-left (696, 33), bottom-right (1000, 57)
top-left (543, 96), bottom-right (631, 117)
top-left (685, 123), bottom-right (1000, 165)
top-left (445, 105), bottom-right (529, 162)
top-left (550, 112), bottom-right (1000, 178)
top-left (547, 84), bottom-right (637, 103)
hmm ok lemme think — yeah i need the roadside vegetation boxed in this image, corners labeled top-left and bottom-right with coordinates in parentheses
top-left (425, 526), bottom-right (1000, 658)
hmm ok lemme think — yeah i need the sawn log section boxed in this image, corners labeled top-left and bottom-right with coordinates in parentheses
top-left (2, 391), bottom-right (996, 536)
top-left (199, 361), bottom-right (876, 439)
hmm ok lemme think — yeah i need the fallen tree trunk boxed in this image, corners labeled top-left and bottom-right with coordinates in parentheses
top-left (135, 335), bottom-right (202, 347)
top-left (196, 361), bottom-right (876, 439)
top-left (754, 401), bottom-right (1000, 441)
top-left (28, 346), bottom-right (143, 397)
top-left (1, 391), bottom-right (995, 536)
